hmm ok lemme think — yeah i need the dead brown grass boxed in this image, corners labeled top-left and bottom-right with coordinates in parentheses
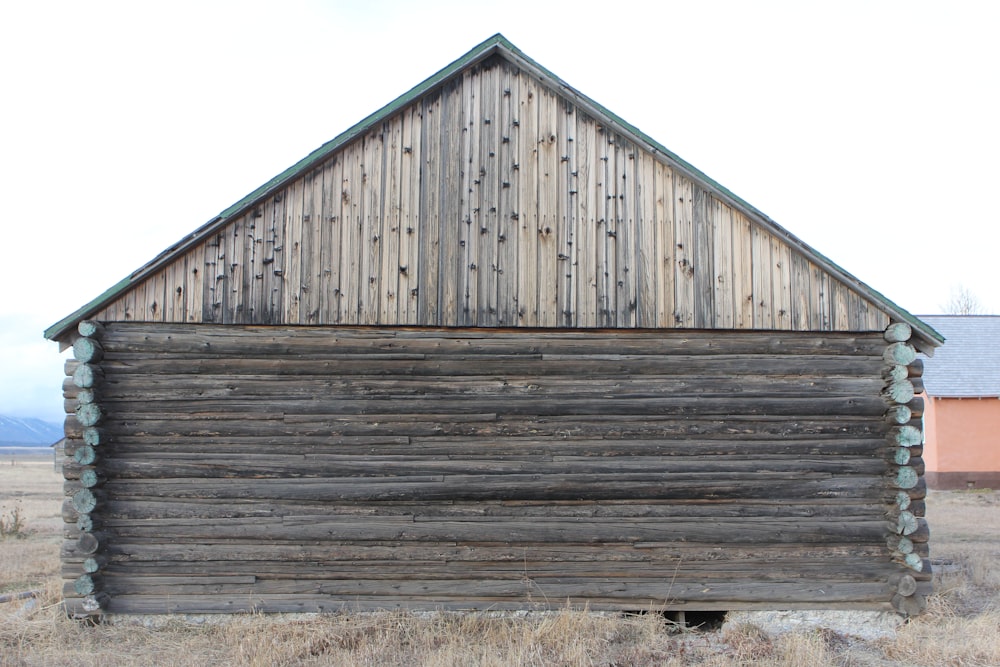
top-left (2, 460), bottom-right (998, 667)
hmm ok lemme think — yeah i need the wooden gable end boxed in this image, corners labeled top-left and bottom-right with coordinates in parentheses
top-left (92, 57), bottom-right (889, 332)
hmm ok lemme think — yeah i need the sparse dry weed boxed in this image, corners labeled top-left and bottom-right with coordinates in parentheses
top-left (1, 460), bottom-right (998, 667)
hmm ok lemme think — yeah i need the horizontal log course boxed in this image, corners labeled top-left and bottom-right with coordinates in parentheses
top-left (96, 454), bottom-right (889, 480)
top-left (101, 474), bottom-right (888, 503)
top-left (97, 355), bottom-right (884, 378)
top-left (906, 359), bottom-right (923, 378)
top-left (100, 324), bottom-right (890, 357)
top-left (905, 519), bottom-right (930, 543)
top-left (909, 378), bottom-right (925, 394)
top-left (106, 415), bottom-right (889, 441)
top-left (905, 396), bottom-right (924, 418)
top-left (94, 513), bottom-right (893, 545)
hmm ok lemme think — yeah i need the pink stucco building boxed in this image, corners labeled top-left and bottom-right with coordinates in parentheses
top-left (919, 315), bottom-right (1000, 489)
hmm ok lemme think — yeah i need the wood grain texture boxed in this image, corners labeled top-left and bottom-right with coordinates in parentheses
top-left (64, 323), bottom-right (913, 613)
top-left (89, 60), bottom-right (890, 334)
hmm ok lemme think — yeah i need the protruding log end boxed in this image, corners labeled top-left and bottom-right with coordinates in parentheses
top-left (75, 403), bottom-right (103, 428)
top-left (82, 427), bottom-right (107, 447)
top-left (882, 379), bottom-right (916, 404)
top-left (888, 425), bottom-right (923, 448)
top-left (77, 531), bottom-right (101, 555)
top-left (73, 445), bottom-right (96, 466)
top-left (77, 321), bottom-right (106, 339)
top-left (884, 405), bottom-right (912, 425)
top-left (893, 466), bottom-right (919, 490)
top-left (889, 572), bottom-right (918, 596)
top-left (74, 574), bottom-right (96, 596)
top-left (883, 342), bottom-right (917, 366)
top-left (72, 337), bottom-right (104, 364)
top-left (884, 322), bottom-right (913, 343)
top-left (72, 488), bottom-right (97, 514)
top-left (72, 364), bottom-right (104, 389)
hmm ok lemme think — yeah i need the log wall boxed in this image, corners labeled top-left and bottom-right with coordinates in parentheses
top-left (59, 322), bottom-right (930, 615)
top-left (91, 56), bottom-right (889, 333)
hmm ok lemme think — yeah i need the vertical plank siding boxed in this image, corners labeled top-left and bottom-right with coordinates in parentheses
top-left (93, 58), bottom-right (891, 332)
top-left (63, 323), bottom-right (910, 614)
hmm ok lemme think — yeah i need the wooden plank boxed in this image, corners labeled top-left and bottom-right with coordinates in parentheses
top-left (283, 174), bottom-right (304, 325)
top-left (673, 172), bottom-right (694, 326)
top-left (342, 138), bottom-right (365, 324)
top-left (318, 156), bottom-right (341, 324)
top-left (439, 80), bottom-right (464, 326)
top-left (361, 127), bottom-right (385, 325)
top-left (654, 162), bottom-right (675, 327)
top-left (691, 185), bottom-right (714, 328)
top-left (575, 112), bottom-right (597, 326)
top-left (634, 150), bottom-right (656, 327)
top-left (615, 135), bottom-right (635, 328)
top-left (459, 68), bottom-right (480, 326)
top-left (298, 169), bottom-right (318, 323)
top-left (417, 95), bottom-right (442, 324)
top-left (537, 87), bottom-right (559, 327)
top-left (380, 118), bottom-right (402, 325)
top-left (479, 62), bottom-right (500, 326)
top-left (597, 125), bottom-right (615, 325)
top-left (712, 199), bottom-right (734, 328)
top-left (772, 234), bottom-right (792, 330)
top-left (399, 106), bottom-right (421, 324)
top-left (517, 72), bottom-right (539, 326)
top-left (495, 65), bottom-right (519, 326)
top-left (751, 223), bottom-right (772, 329)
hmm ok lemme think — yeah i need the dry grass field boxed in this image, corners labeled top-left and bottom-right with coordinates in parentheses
top-left (1, 455), bottom-right (998, 666)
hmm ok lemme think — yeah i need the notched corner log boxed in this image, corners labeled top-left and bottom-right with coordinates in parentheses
top-left (883, 322), bottom-right (912, 344)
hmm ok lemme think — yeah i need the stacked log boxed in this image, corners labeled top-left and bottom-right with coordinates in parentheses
top-left (62, 320), bottom-right (109, 617)
top-left (881, 322), bottom-right (932, 615)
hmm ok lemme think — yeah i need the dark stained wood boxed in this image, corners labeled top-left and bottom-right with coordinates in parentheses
top-left (56, 323), bottom-right (917, 614)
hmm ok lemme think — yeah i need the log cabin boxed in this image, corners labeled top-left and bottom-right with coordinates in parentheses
top-left (46, 34), bottom-right (943, 618)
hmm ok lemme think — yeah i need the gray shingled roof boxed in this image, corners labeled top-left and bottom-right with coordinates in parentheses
top-left (918, 315), bottom-right (1000, 397)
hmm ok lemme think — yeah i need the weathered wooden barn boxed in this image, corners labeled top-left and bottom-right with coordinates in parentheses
top-left (47, 34), bottom-right (942, 618)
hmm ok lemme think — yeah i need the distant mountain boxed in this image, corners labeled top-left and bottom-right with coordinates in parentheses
top-left (0, 415), bottom-right (63, 446)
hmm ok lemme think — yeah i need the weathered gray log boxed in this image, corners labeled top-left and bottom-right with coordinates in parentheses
top-left (894, 490), bottom-right (911, 510)
top-left (907, 359), bottom-right (923, 378)
top-left (73, 337), bottom-right (104, 364)
top-left (889, 572), bottom-right (918, 596)
top-left (909, 377), bottom-right (925, 394)
top-left (72, 488), bottom-right (97, 514)
top-left (0, 590), bottom-right (39, 604)
top-left (906, 519), bottom-right (930, 543)
top-left (884, 405), bottom-right (912, 424)
top-left (77, 531), bottom-right (103, 555)
top-left (892, 447), bottom-right (911, 466)
top-left (75, 403), bottom-right (102, 428)
top-left (78, 321), bottom-right (106, 339)
top-left (80, 469), bottom-right (102, 489)
top-left (72, 364), bottom-right (104, 389)
top-left (74, 445), bottom-right (96, 466)
top-left (882, 365), bottom-right (908, 382)
top-left (61, 498), bottom-right (79, 523)
top-left (905, 396), bottom-right (924, 418)
top-left (82, 427), bottom-right (107, 447)
top-left (76, 388), bottom-right (96, 405)
top-left (882, 380), bottom-right (915, 404)
top-left (74, 574), bottom-right (96, 596)
top-left (887, 534), bottom-right (914, 554)
top-left (883, 342), bottom-right (917, 366)
top-left (907, 499), bottom-right (926, 517)
top-left (76, 514), bottom-right (93, 532)
top-left (892, 466), bottom-right (919, 490)
top-left (884, 323), bottom-right (912, 343)
top-left (82, 556), bottom-right (106, 574)
top-left (888, 425), bottom-right (922, 447)
top-left (895, 511), bottom-right (918, 535)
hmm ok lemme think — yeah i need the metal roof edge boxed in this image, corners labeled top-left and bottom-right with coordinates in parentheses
top-left (44, 32), bottom-right (944, 349)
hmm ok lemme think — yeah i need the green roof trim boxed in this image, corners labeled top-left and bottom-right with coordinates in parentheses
top-left (44, 33), bottom-right (944, 349)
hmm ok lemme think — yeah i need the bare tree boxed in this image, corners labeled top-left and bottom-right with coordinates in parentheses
top-left (942, 284), bottom-right (984, 315)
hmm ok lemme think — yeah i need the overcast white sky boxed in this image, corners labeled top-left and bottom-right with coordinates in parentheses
top-left (2, 0), bottom-right (997, 422)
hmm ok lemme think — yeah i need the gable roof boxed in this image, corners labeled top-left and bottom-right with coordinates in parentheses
top-left (917, 315), bottom-right (1000, 397)
top-left (45, 33), bottom-right (943, 351)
